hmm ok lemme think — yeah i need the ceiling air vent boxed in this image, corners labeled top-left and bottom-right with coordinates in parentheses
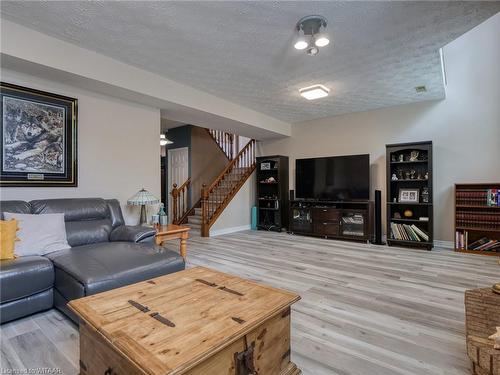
top-left (415, 86), bottom-right (427, 93)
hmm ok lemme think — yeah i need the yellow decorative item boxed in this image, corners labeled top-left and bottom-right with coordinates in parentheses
top-left (0, 219), bottom-right (19, 260)
top-left (403, 209), bottom-right (413, 218)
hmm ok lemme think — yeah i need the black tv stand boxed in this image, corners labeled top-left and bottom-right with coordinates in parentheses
top-left (289, 200), bottom-right (374, 243)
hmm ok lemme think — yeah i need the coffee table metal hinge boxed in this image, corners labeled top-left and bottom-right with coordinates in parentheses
top-left (235, 338), bottom-right (257, 375)
top-left (128, 299), bottom-right (150, 313)
top-left (150, 312), bottom-right (176, 327)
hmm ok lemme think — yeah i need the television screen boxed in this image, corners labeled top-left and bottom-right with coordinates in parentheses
top-left (296, 154), bottom-right (370, 201)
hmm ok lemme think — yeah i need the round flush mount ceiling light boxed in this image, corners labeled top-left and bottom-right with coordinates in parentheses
top-left (294, 15), bottom-right (330, 55)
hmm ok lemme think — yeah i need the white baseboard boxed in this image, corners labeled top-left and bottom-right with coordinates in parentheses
top-left (210, 225), bottom-right (251, 237)
top-left (433, 240), bottom-right (454, 249)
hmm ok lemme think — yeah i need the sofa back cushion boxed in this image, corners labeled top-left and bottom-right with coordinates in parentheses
top-left (1, 201), bottom-right (31, 219)
top-left (30, 198), bottom-right (112, 247)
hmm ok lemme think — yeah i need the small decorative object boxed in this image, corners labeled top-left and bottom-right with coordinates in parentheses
top-left (391, 173), bottom-right (398, 181)
top-left (410, 170), bottom-right (416, 179)
top-left (393, 197), bottom-right (397, 203)
top-left (421, 187), bottom-right (430, 203)
top-left (391, 154), bottom-right (396, 162)
top-left (403, 209), bottom-right (413, 218)
top-left (489, 327), bottom-right (500, 349)
top-left (409, 150), bottom-right (419, 161)
top-left (260, 162), bottom-right (271, 170)
top-left (417, 173), bottom-right (423, 180)
top-left (1, 82), bottom-right (78, 187)
top-left (404, 171), bottom-right (411, 180)
top-left (128, 188), bottom-right (160, 225)
top-left (397, 169), bottom-right (404, 180)
top-left (151, 214), bottom-right (160, 227)
top-left (399, 188), bottom-right (419, 203)
top-left (266, 176), bottom-right (276, 183)
top-left (493, 281), bottom-right (500, 295)
top-left (158, 203), bottom-right (168, 225)
top-left (393, 212), bottom-right (401, 219)
top-left (424, 172), bottom-right (429, 180)
top-left (398, 154), bottom-right (404, 162)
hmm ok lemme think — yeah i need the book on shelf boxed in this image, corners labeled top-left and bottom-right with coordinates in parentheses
top-left (391, 222), bottom-right (429, 242)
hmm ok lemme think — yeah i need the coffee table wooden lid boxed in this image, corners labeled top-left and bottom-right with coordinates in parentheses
top-left (69, 267), bottom-right (300, 375)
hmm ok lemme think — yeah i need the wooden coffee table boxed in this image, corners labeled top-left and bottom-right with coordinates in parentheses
top-left (69, 267), bottom-right (301, 375)
top-left (154, 224), bottom-right (190, 260)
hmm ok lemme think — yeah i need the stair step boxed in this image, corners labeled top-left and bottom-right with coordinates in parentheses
top-left (188, 216), bottom-right (202, 225)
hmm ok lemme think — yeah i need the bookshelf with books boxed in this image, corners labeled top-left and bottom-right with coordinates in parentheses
top-left (455, 183), bottom-right (500, 256)
top-left (386, 141), bottom-right (433, 250)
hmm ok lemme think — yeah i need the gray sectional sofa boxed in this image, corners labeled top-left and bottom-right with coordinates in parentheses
top-left (0, 198), bottom-right (185, 324)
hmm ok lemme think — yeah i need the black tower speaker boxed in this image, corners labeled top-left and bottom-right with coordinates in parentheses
top-left (373, 190), bottom-right (385, 245)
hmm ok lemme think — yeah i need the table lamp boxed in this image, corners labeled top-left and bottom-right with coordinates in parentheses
top-left (127, 188), bottom-right (160, 225)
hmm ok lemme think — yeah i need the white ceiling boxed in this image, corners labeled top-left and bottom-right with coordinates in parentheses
top-left (1, 1), bottom-right (499, 124)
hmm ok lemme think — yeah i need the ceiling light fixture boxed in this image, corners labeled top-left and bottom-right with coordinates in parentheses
top-left (299, 85), bottom-right (330, 100)
top-left (160, 133), bottom-right (173, 146)
top-left (294, 15), bottom-right (330, 56)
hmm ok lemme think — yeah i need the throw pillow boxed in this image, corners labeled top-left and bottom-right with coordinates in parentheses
top-left (3, 212), bottom-right (70, 256)
top-left (0, 219), bottom-right (19, 260)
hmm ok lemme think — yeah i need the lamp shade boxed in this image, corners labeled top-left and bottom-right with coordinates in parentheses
top-left (127, 188), bottom-right (160, 206)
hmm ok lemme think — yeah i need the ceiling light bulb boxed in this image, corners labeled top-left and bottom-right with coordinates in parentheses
top-left (306, 46), bottom-right (319, 56)
top-left (299, 84), bottom-right (330, 100)
top-left (314, 34), bottom-right (330, 47)
top-left (294, 38), bottom-right (308, 50)
top-left (160, 134), bottom-right (173, 146)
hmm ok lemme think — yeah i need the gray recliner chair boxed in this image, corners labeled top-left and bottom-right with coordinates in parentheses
top-left (0, 198), bottom-right (185, 324)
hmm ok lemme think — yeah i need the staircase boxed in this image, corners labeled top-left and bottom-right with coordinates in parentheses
top-left (171, 134), bottom-right (256, 237)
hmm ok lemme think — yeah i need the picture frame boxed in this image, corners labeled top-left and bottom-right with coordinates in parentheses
top-left (399, 188), bottom-right (420, 203)
top-left (1, 82), bottom-right (78, 187)
top-left (260, 162), bottom-right (271, 170)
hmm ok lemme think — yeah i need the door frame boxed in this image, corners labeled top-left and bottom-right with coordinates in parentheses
top-left (167, 147), bottom-right (189, 222)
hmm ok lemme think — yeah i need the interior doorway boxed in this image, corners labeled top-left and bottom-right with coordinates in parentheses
top-left (167, 147), bottom-right (189, 221)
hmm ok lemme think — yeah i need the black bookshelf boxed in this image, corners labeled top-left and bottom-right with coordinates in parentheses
top-left (386, 141), bottom-right (433, 250)
top-left (256, 155), bottom-right (289, 232)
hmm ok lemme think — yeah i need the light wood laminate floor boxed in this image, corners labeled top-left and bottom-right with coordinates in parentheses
top-left (1, 231), bottom-right (498, 374)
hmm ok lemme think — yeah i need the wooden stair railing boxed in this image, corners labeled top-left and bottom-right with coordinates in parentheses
top-left (201, 139), bottom-right (256, 237)
top-left (171, 177), bottom-right (191, 224)
top-left (207, 129), bottom-right (234, 160)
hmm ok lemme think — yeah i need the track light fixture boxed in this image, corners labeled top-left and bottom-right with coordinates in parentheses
top-left (294, 15), bottom-right (330, 56)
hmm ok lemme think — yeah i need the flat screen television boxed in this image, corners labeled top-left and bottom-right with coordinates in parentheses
top-left (295, 154), bottom-right (370, 201)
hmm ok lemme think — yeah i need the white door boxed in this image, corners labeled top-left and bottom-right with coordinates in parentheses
top-left (167, 147), bottom-right (189, 222)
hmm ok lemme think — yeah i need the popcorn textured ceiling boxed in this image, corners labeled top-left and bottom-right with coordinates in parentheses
top-left (1, 1), bottom-right (499, 123)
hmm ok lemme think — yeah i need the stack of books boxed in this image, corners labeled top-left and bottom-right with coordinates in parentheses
top-left (456, 189), bottom-right (500, 206)
top-left (459, 236), bottom-right (500, 252)
top-left (391, 223), bottom-right (429, 242)
top-left (455, 213), bottom-right (500, 229)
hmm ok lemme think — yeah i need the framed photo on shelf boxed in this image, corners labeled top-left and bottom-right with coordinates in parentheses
top-left (1, 82), bottom-right (78, 187)
top-left (260, 162), bottom-right (271, 170)
top-left (399, 188), bottom-right (419, 203)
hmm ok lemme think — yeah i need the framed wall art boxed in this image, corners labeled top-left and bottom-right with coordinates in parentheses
top-left (1, 82), bottom-right (78, 187)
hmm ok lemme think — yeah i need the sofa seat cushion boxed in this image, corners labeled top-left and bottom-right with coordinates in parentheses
top-left (0, 256), bottom-right (54, 303)
top-left (45, 242), bottom-right (185, 301)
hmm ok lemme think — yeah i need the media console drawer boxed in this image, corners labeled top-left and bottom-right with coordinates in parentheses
top-left (313, 221), bottom-right (339, 236)
top-left (312, 208), bottom-right (340, 221)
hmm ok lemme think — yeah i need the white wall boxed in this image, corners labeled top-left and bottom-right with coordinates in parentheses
top-left (0, 69), bottom-right (161, 224)
top-left (210, 173), bottom-right (256, 236)
top-left (260, 13), bottom-right (500, 243)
